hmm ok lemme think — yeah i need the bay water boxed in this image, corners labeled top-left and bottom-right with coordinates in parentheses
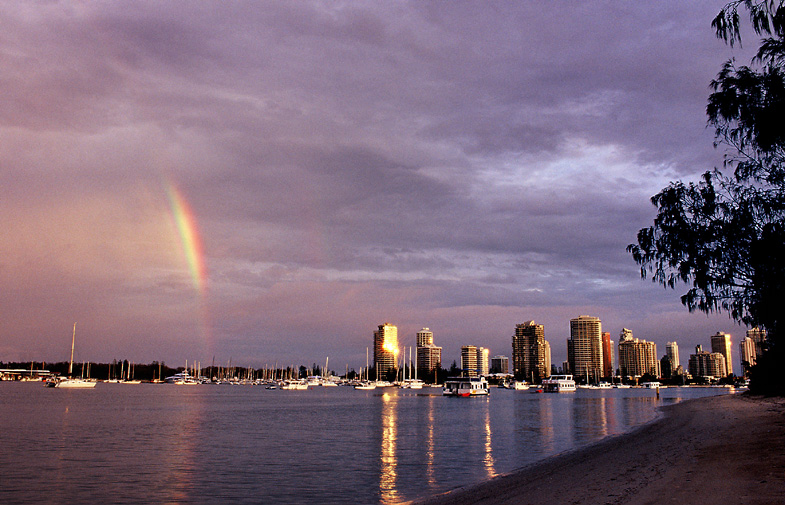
top-left (0, 383), bottom-right (732, 504)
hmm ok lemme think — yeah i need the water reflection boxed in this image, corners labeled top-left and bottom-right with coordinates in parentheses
top-left (379, 392), bottom-right (399, 504)
top-left (536, 395), bottom-right (555, 454)
top-left (425, 394), bottom-right (436, 488)
top-left (160, 395), bottom-right (202, 503)
top-left (482, 401), bottom-right (496, 478)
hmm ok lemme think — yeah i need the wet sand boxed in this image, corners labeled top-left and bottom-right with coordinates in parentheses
top-left (415, 393), bottom-right (785, 505)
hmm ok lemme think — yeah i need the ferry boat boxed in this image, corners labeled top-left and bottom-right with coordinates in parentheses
top-left (542, 375), bottom-right (576, 393)
top-left (442, 376), bottom-right (489, 397)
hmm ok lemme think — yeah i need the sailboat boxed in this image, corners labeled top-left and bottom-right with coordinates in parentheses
top-left (48, 323), bottom-right (97, 388)
top-left (354, 347), bottom-right (376, 390)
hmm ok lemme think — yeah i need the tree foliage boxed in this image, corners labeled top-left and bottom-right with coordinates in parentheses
top-left (628, 1), bottom-right (785, 393)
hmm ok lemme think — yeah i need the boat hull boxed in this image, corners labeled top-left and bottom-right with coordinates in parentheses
top-left (53, 379), bottom-right (97, 389)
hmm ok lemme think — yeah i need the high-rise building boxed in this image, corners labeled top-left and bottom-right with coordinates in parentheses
top-left (740, 337), bottom-right (757, 375)
top-left (478, 347), bottom-right (489, 376)
top-left (415, 328), bottom-right (441, 382)
top-left (710, 332), bottom-right (733, 377)
top-left (461, 345), bottom-right (477, 376)
top-left (617, 328), bottom-right (659, 379)
top-left (416, 328), bottom-right (433, 347)
top-left (460, 345), bottom-right (488, 376)
top-left (374, 323), bottom-right (398, 379)
top-left (601, 332), bottom-right (614, 379)
top-left (666, 342), bottom-right (680, 369)
top-left (568, 316), bottom-right (603, 381)
top-left (747, 327), bottom-right (767, 358)
top-left (490, 355), bottom-right (509, 374)
top-left (660, 354), bottom-right (673, 379)
top-left (512, 321), bottom-right (549, 383)
top-left (689, 345), bottom-right (727, 379)
top-left (544, 341), bottom-right (552, 377)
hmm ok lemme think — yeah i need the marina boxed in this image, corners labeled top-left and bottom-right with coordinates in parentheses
top-left (0, 381), bottom-right (736, 504)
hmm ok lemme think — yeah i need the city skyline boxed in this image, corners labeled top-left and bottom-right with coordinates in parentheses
top-left (1, 2), bottom-right (755, 370)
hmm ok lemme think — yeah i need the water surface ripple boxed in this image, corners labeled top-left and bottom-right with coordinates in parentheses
top-left (0, 383), bottom-right (732, 504)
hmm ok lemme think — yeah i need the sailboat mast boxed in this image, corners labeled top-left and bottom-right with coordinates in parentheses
top-left (68, 323), bottom-right (76, 376)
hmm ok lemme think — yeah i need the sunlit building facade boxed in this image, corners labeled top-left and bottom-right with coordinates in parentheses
top-left (740, 336), bottom-right (756, 375)
top-left (416, 328), bottom-right (433, 347)
top-left (666, 342), bottom-right (680, 370)
top-left (416, 328), bottom-right (441, 380)
top-left (688, 345), bottom-right (727, 380)
top-left (617, 328), bottom-right (659, 379)
top-left (374, 323), bottom-right (398, 378)
top-left (460, 345), bottom-right (489, 376)
top-left (710, 332), bottom-right (733, 377)
top-left (568, 316), bottom-right (603, 381)
top-left (479, 347), bottom-right (489, 376)
top-left (601, 331), bottom-right (614, 379)
top-left (544, 341), bottom-right (551, 377)
top-left (512, 321), bottom-right (549, 383)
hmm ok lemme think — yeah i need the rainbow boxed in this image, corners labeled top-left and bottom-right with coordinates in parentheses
top-left (166, 183), bottom-right (207, 295)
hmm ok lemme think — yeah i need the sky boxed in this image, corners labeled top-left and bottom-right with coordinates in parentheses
top-left (1, 1), bottom-right (756, 374)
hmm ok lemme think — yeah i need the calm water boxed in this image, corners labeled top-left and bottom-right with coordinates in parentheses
top-left (0, 383), bottom-right (734, 504)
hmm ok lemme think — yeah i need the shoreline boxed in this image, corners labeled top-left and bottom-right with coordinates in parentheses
top-left (413, 393), bottom-right (785, 505)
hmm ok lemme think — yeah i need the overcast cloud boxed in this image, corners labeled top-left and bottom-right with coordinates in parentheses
top-left (0, 1), bottom-right (751, 373)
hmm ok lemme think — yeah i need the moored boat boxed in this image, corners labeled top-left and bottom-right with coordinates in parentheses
top-left (48, 324), bottom-right (97, 389)
top-left (442, 376), bottom-right (489, 396)
top-left (542, 374), bottom-right (576, 393)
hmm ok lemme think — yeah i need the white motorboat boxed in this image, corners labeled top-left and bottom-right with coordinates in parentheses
top-left (442, 377), bottom-right (489, 396)
top-left (542, 375), bottom-right (576, 392)
top-left (281, 380), bottom-right (309, 390)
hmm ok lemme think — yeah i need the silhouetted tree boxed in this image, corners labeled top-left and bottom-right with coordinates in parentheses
top-left (629, 0), bottom-right (785, 395)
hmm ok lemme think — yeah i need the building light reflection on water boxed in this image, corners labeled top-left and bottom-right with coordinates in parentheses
top-left (425, 394), bottom-right (436, 488)
top-left (482, 402), bottom-right (496, 479)
top-left (379, 392), bottom-right (398, 504)
top-left (537, 396), bottom-right (556, 454)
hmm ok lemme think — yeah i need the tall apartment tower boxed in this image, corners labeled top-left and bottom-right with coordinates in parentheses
top-left (544, 341), bottom-right (552, 377)
top-left (415, 328), bottom-right (442, 381)
top-left (710, 332), bottom-right (733, 377)
top-left (460, 345), bottom-right (488, 376)
top-left (490, 355), bottom-right (509, 374)
top-left (689, 345), bottom-right (727, 379)
top-left (740, 337), bottom-right (757, 374)
top-left (747, 327), bottom-right (767, 358)
top-left (618, 328), bottom-right (660, 379)
top-left (568, 316), bottom-right (603, 381)
top-left (601, 332), bottom-right (614, 379)
top-left (461, 345), bottom-right (478, 376)
top-left (416, 328), bottom-right (433, 347)
top-left (374, 323), bottom-right (398, 378)
top-left (666, 342), bottom-right (680, 369)
top-left (478, 347), bottom-right (489, 376)
top-left (513, 321), bottom-right (549, 383)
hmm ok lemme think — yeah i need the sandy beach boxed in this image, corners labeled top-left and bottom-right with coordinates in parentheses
top-left (415, 393), bottom-right (785, 505)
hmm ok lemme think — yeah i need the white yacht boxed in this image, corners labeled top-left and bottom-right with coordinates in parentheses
top-left (542, 375), bottom-right (577, 393)
top-left (281, 380), bottom-right (309, 390)
top-left (353, 381), bottom-right (377, 390)
top-left (48, 324), bottom-right (97, 389)
top-left (442, 376), bottom-right (489, 396)
top-left (401, 379), bottom-right (424, 389)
